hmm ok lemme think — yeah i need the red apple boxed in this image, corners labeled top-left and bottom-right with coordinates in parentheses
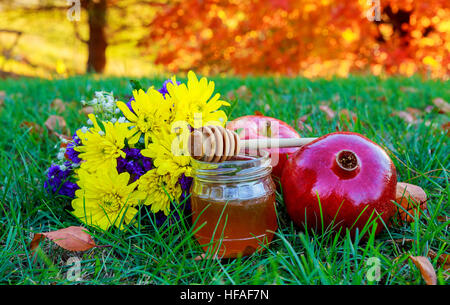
top-left (281, 132), bottom-right (397, 236)
top-left (226, 115), bottom-right (301, 179)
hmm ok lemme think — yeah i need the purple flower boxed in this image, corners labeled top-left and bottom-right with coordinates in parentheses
top-left (126, 96), bottom-right (135, 113)
top-left (116, 148), bottom-right (153, 182)
top-left (65, 132), bottom-right (81, 164)
top-left (44, 162), bottom-right (79, 198)
top-left (158, 79), bottom-right (181, 98)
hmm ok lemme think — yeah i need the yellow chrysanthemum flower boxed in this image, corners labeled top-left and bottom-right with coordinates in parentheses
top-left (75, 118), bottom-right (132, 173)
top-left (141, 129), bottom-right (192, 184)
top-left (167, 71), bottom-right (230, 128)
top-left (72, 166), bottom-right (146, 230)
top-left (116, 88), bottom-right (172, 146)
top-left (138, 169), bottom-right (182, 215)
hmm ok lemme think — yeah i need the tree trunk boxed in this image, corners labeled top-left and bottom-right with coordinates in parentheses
top-left (86, 0), bottom-right (107, 73)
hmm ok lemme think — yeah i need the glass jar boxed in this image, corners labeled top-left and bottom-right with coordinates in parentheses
top-left (190, 151), bottom-right (277, 258)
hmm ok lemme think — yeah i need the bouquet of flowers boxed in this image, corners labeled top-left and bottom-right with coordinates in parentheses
top-left (44, 71), bottom-right (230, 230)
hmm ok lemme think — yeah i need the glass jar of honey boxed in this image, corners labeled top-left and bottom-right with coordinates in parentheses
top-left (190, 151), bottom-right (277, 258)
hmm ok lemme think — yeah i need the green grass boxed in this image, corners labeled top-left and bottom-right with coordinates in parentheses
top-left (0, 74), bottom-right (448, 285)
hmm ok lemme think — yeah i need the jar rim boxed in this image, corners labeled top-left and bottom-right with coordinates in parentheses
top-left (191, 150), bottom-right (272, 182)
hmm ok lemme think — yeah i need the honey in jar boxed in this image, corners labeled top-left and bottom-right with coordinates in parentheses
top-left (190, 151), bottom-right (277, 258)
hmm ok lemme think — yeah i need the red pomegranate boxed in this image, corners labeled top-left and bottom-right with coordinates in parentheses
top-left (281, 132), bottom-right (397, 236)
top-left (227, 115), bottom-right (301, 179)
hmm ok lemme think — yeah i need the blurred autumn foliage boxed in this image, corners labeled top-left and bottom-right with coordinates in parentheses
top-left (143, 0), bottom-right (449, 78)
top-left (0, 0), bottom-right (448, 78)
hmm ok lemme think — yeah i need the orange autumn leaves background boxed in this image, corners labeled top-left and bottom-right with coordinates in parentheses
top-left (0, 0), bottom-right (449, 78)
top-left (145, 0), bottom-right (449, 78)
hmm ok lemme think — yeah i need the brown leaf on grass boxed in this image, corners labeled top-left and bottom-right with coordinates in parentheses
top-left (298, 114), bottom-right (309, 123)
top-left (79, 106), bottom-right (94, 116)
top-left (319, 105), bottom-right (335, 121)
top-left (30, 226), bottom-right (97, 252)
top-left (20, 121), bottom-right (44, 136)
top-left (409, 256), bottom-right (437, 285)
top-left (50, 98), bottom-right (66, 113)
top-left (339, 109), bottom-right (357, 123)
top-left (433, 98), bottom-right (450, 114)
top-left (391, 111), bottom-right (417, 124)
top-left (334, 109), bottom-right (358, 131)
top-left (226, 85), bottom-right (251, 100)
top-left (428, 250), bottom-right (450, 271)
top-left (45, 115), bottom-right (68, 135)
top-left (0, 91), bottom-right (5, 108)
top-left (254, 110), bottom-right (263, 116)
top-left (395, 182), bottom-right (427, 223)
top-left (376, 95), bottom-right (387, 102)
top-left (437, 216), bottom-right (449, 223)
top-left (236, 85), bottom-right (251, 97)
top-left (406, 107), bottom-right (423, 117)
top-left (400, 86), bottom-right (419, 93)
top-left (296, 115), bottom-right (312, 133)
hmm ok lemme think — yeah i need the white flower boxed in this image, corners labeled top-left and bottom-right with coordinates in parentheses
top-left (57, 152), bottom-right (65, 160)
top-left (118, 117), bottom-right (126, 123)
top-left (80, 126), bottom-right (88, 133)
top-left (98, 130), bottom-right (105, 136)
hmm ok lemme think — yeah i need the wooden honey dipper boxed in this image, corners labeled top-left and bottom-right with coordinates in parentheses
top-left (188, 125), bottom-right (317, 162)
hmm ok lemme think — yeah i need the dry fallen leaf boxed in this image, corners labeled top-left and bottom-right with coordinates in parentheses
top-left (337, 109), bottom-right (358, 131)
top-left (0, 91), bottom-right (5, 108)
top-left (319, 105), bottom-right (335, 121)
top-left (30, 226), bottom-right (97, 252)
top-left (44, 115), bottom-right (68, 135)
top-left (79, 106), bottom-right (94, 116)
top-left (400, 86), bottom-right (419, 93)
top-left (409, 256), bottom-right (437, 285)
top-left (395, 182), bottom-right (427, 223)
top-left (296, 115), bottom-right (312, 133)
top-left (406, 107), bottom-right (423, 117)
top-left (428, 249), bottom-right (450, 271)
top-left (20, 121), bottom-right (44, 136)
top-left (437, 215), bottom-right (449, 223)
top-left (339, 109), bottom-right (357, 123)
top-left (391, 111), bottom-right (417, 124)
top-left (50, 98), bottom-right (66, 113)
top-left (226, 85), bottom-right (251, 100)
top-left (433, 98), bottom-right (450, 114)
